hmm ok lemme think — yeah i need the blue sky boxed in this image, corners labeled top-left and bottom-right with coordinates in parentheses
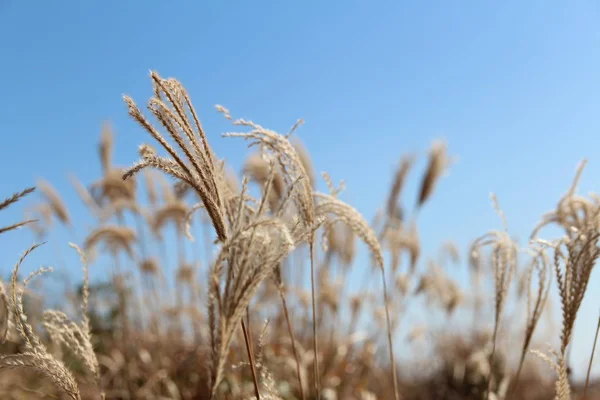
top-left (2, 0), bottom-right (600, 380)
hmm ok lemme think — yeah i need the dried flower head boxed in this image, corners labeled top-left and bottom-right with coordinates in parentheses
top-left (123, 71), bottom-right (228, 242)
top-left (37, 180), bottom-right (71, 226)
top-left (417, 139), bottom-right (451, 209)
top-left (0, 244), bottom-right (81, 400)
top-left (0, 187), bottom-right (36, 235)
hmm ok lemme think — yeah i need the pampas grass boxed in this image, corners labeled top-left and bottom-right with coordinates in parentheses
top-left (4, 72), bottom-right (600, 400)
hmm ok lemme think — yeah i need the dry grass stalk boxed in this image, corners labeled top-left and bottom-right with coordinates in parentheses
top-left (553, 211), bottom-right (600, 355)
top-left (584, 311), bottom-right (600, 399)
top-left (340, 223), bottom-right (356, 268)
top-left (123, 71), bottom-right (227, 242)
top-left (221, 107), bottom-right (322, 396)
top-left (99, 122), bottom-right (113, 175)
top-left (547, 231), bottom-right (599, 400)
top-left (314, 191), bottom-right (398, 400)
top-left (274, 277), bottom-right (306, 400)
top-left (37, 180), bottom-right (71, 226)
top-left (43, 244), bottom-right (102, 392)
top-left (528, 165), bottom-right (600, 400)
top-left (0, 244), bottom-right (81, 400)
top-left (99, 198), bottom-right (141, 223)
top-left (24, 203), bottom-right (53, 238)
top-left (531, 159), bottom-right (590, 239)
top-left (0, 220), bottom-right (38, 236)
top-left (206, 185), bottom-right (297, 397)
top-left (439, 240), bottom-right (460, 267)
top-left (416, 139), bottom-right (450, 209)
top-left (220, 109), bottom-right (315, 235)
top-left (251, 162), bottom-right (308, 400)
top-left (315, 193), bottom-right (384, 269)
top-left (414, 261), bottom-right (462, 314)
top-left (91, 169), bottom-right (137, 209)
top-left (123, 75), bottom-right (297, 398)
top-left (471, 194), bottom-right (517, 400)
top-left (143, 170), bottom-right (159, 207)
top-left (0, 282), bottom-right (9, 344)
top-left (386, 154), bottom-right (415, 223)
top-left (0, 187), bottom-right (35, 212)
top-left (512, 243), bottom-right (552, 390)
top-left (531, 347), bottom-right (572, 400)
top-left (386, 222), bottom-right (420, 273)
top-left (151, 199), bottom-right (190, 235)
top-left (0, 187), bottom-right (37, 236)
top-left (291, 137), bottom-right (315, 188)
top-left (70, 174), bottom-right (101, 217)
top-left (84, 225), bottom-right (137, 260)
top-left (244, 152), bottom-right (285, 212)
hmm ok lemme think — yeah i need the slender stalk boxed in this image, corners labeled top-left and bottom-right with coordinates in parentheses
top-left (279, 288), bottom-right (306, 400)
top-left (485, 325), bottom-right (499, 400)
top-left (511, 352), bottom-right (526, 397)
top-left (115, 211), bottom-right (143, 330)
top-left (295, 247), bottom-right (304, 295)
top-left (584, 313), bottom-right (600, 399)
top-left (471, 274), bottom-right (482, 332)
top-left (113, 251), bottom-right (135, 397)
top-left (203, 215), bottom-right (212, 269)
top-left (134, 213), bottom-right (153, 331)
top-left (175, 228), bottom-right (185, 333)
top-left (381, 270), bottom-right (399, 400)
top-left (309, 240), bottom-right (321, 399)
top-left (241, 318), bottom-right (261, 400)
top-left (112, 251), bottom-right (127, 338)
top-left (246, 309), bottom-right (257, 374)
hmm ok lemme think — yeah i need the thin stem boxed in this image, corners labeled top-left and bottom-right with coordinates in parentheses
top-left (134, 213), bottom-right (153, 332)
top-left (309, 240), bottom-right (321, 399)
top-left (485, 324), bottom-right (499, 400)
top-left (510, 352), bottom-right (527, 397)
top-left (203, 215), bottom-right (212, 268)
top-left (279, 288), bottom-right (306, 400)
top-left (113, 251), bottom-right (135, 397)
top-left (175, 228), bottom-right (185, 333)
top-left (241, 318), bottom-right (261, 400)
top-left (246, 309), bottom-right (257, 371)
top-left (381, 270), bottom-right (399, 400)
top-left (584, 313), bottom-right (600, 399)
top-left (113, 252), bottom-right (128, 339)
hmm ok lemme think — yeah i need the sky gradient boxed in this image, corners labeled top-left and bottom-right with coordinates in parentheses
top-left (2, 0), bottom-right (600, 380)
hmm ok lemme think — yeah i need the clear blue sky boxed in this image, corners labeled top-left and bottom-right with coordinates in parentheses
top-left (2, 0), bottom-right (600, 380)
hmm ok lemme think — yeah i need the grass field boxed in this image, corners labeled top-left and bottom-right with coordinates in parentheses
top-left (1, 72), bottom-right (599, 400)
